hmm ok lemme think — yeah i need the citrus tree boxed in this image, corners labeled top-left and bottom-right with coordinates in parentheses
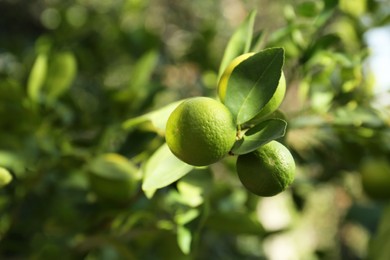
top-left (0, 0), bottom-right (389, 259)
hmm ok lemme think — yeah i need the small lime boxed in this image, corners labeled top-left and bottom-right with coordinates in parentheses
top-left (166, 97), bottom-right (237, 166)
top-left (88, 153), bottom-right (140, 203)
top-left (236, 141), bottom-right (295, 196)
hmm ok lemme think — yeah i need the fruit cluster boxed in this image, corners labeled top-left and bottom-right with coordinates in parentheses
top-left (166, 51), bottom-right (295, 197)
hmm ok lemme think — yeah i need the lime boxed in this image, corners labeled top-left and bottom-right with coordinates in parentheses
top-left (236, 141), bottom-right (295, 196)
top-left (88, 153), bottom-right (140, 203)
top-left (165, 97), bottom-right (237, 166)
top-left (360, 157), bottom-right (390, 200)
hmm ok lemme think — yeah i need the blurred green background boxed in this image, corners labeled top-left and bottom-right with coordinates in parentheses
top-left (1, 0), bottom-right (390, 259)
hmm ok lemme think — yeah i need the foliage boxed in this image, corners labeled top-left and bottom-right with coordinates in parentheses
top-left (0, 0), bottom-right (389, 259)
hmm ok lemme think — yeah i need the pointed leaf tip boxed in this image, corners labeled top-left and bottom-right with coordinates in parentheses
top-left (218, 10), bottom-right (257, 80)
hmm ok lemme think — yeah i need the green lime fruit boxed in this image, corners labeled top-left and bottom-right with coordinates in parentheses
top-left (218, 52), bottom-right (286, 124)
top-left (166, 97), bottom-right (237, 166)
top-left (88, 153), bottom-right (140, 203)
top-left (236, 141), bottom-right (295, 197)
top-left (360, 157), bottom-right (390, 200)
top-left (0, 167), bottom-right (12, 187)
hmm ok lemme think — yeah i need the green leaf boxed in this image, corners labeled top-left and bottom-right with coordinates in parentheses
top-left (27, 53), bottom-right (48, 102)
top-left (333, 106), bottom-right (384, 128)
top-left (217, 10), bottom-right (257, 81)
top-left (175, 209), bottom-right (199, 226)
top-left (115, 50), bottom-right (159, 107)
top-left (45, 51), bottom-right (77, 102)
top-left (177, 225), bottom-right (192, 255)
top-left (231, 119), bottom-right (287, 155)
top-left (176, 169), bottom-right (212, 207)
top-left (250, 30), bottom-right (267, 52)
top-left (122, 100), bottom-right (184, 136)
top-left (142, 143), bottom-right (193, 194)
top-left (296, 1), bottom-right (322, 17)
top-left (302, 34), bottom-right (341, 63)
top-left (225, 48), bottom-right (284, 125)
top-left (130, 50), bottom-right (159, 90)
top-left (177, 180), bottom-right (204, 207)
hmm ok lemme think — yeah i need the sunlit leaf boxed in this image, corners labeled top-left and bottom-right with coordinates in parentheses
top-left (27, 53), bottom-right (48, 103)
top-left (225, 48), bottom-right (284, 124)
top-left (176, 168), bottom-right (213, 207)
top-left (142, 143), bottom-right (193, 194)
top-left (175, 209), bottom-right (199, 226)
top-left (122, 100), bottom-right (184, 136)
top-left (177, 181), bottom-right (204, 207)
top-left (250, 30), bottom-right (267, 52)
top-left (177, 225), bottom-right (192, 255)
top-left (232, 119), bottom-right (287, 155)
top-left (218, 10), bottom-right (257, 81)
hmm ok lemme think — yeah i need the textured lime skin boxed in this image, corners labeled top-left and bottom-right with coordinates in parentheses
top-left (236, 141), bottom-right (295, 197)
top-left (166, 97), bottom-right (237, 166)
